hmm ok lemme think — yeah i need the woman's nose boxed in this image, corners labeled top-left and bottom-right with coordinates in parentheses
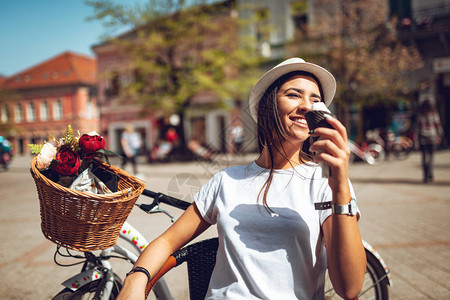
top-left (297, 98), bottom-right (312, 112)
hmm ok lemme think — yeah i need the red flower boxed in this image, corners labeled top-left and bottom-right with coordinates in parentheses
top-left (54, 149), bottom-right (81, 175)
top-left (79, 133), bottom-right (105, 153)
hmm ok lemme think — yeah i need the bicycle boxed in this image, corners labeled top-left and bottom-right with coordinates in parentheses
top-left (348, 139), bottom-right (385, 165)
top-left (385, 132), bottom-right (414, 160)
top-left (51, 188), bottom-right (392, 300)
top-left (366, 128), bottom-right (413, 161)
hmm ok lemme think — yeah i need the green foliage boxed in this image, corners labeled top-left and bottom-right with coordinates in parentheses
top-left (86, 0), bottom-right (263, 117)
top-left (63, 125), bottom-right (80, 152)
top-left (28, 144), bottom-right (43, 154)
top-left (287, 0), bottom-right (423, 107)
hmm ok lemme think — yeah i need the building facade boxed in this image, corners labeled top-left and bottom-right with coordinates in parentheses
top-left (396, 0), bottom-right (450, 144)
top-left (0, 52), bottom-right (99, 155)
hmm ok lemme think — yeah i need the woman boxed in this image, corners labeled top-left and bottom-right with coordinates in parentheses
top-left (118, 58), bottom-right (366, 300)
top-left (417, 99), bottom-right (443, 183)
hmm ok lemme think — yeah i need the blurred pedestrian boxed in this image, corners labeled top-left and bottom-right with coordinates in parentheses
top-left (165, 127), bottom-right (179, 144)
top-left (417, 99), bottom-right (443, 183)
top-left (0, 136), bottom-right (13, 170)
top-left (230, 123), bottom-right (244, 154)
top-left (121, 123), bottom-right (141, 175)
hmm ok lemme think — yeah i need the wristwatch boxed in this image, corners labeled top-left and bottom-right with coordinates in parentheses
top-left (332, 198), bottom-right (358, 216)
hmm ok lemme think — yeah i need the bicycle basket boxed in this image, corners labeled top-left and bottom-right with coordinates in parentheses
top-left (30, 156), bottom-right (145, 252)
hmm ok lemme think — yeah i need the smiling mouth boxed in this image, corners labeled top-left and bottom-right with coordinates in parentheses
top-left (290, 116), bottom-right (308, 127)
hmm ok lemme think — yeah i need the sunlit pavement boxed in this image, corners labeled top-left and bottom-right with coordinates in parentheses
top-left (1, 150), bottom-right (449, 299)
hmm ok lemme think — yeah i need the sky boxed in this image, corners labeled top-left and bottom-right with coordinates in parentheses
top-left (0, 0), bottom-right (147, 77)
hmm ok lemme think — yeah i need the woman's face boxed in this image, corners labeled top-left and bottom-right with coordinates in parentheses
top-left (276, 74), bottom-right (322, 145)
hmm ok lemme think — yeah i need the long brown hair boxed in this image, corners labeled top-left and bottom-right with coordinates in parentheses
top-left (256, 71), bottom-right (324, 210)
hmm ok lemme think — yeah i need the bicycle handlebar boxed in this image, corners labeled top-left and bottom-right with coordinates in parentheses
top-left (139, 189), bottom-right (191, 211)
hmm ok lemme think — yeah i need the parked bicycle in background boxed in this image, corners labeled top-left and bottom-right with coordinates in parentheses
top-left (366, 128), bottom-right (413, 161)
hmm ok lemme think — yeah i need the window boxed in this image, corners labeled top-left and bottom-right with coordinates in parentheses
top-left (15, 103), bottom-right (23, 122)
top-left (53, 99), bottom-right (63, 120)
top-left (254, 8), bottom-right (271, 57)
top-left (40, 101), bottom-right (49, 121)
top-left (291, 0), bottom-right (308, 34)
top-left (255, 8), bottom-right (270, 43)
top-left (86, 98), bottom-right (94, 119)
top-left (1, 104), bottom-right (9, 123)
top-left (107, 71), bottom-right (120, 96)
top-left (26, 102), bottom-right (36, 122)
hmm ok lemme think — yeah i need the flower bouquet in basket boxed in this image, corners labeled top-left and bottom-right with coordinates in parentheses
top-left (29, 125), bottom-right (123, 192)
top-left (29, 125), bottom-right (145, 252)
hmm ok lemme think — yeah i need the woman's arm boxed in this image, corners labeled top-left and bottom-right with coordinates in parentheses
top-left (310, 115), bottom-right (366, 299)
top-left (117, 203), bottom-right (211, 300)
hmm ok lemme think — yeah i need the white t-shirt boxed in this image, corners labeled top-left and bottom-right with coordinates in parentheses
top-left (194, 161), bottom-right (357, 300)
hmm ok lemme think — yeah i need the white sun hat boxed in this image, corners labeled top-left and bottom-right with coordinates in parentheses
top-left (248, 57), bottom-right (336, 123)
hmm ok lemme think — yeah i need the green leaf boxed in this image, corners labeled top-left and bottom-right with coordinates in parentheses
top-left (103, 155), bottom-right (111, 166)
top-left (28, 144), bottom-right (43, 154)
top-left (97, 149), bottom-right (122, 157)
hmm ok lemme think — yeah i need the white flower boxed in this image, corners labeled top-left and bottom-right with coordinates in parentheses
top-left (87, 131), bottom-right (100, 136)
top-left (36, 142), bottom-right (57, 170)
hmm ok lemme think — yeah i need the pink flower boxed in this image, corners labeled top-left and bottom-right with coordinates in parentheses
top-left (36, 143), bottom-right (57, 170)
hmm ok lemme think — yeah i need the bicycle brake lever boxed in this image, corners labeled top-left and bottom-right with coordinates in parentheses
top-left (153, 207), bottom-right (175, 223)
top-left (136, 203), bottom-right (175, 222)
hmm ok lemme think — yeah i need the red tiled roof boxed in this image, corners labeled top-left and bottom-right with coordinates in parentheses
top-left (4, 51), bottom-right (97, 90)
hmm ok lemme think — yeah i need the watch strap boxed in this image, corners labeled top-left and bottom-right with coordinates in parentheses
top-left (314, 201), bottom-right (332, 210)
top-left (315, 199), bottom-right (358, 216)
top-left (332, 198), bottom-right (357, 216)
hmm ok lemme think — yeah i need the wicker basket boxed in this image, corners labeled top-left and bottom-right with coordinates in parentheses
top-left (30, 156), bottom-right (145, 252)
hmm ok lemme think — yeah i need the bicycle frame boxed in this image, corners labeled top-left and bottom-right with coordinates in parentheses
top-left (59, 221), bottom-right (175, 300)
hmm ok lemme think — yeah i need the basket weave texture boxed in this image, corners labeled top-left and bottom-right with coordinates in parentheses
top-left (30, 156), bottom-right (145, 252)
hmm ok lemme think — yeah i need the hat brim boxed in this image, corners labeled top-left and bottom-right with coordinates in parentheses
top-left (249, 59), bottom-right (336, 123)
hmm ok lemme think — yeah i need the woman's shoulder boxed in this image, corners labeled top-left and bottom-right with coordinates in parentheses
top-left (222, 162), bottom-right (256, 175)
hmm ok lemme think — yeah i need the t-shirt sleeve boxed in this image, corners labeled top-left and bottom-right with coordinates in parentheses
top-left (194, 171), bottom-right (223, 225)
top-left (317, 179), bottom-right (359, 225)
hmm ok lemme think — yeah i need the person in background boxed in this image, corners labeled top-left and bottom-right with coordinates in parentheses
top-left (118, 58), bottom-right (366, 300)
top-left (417, 99), bottom-right (443, 183)
top-left (165, 127), bottom-right (179, 144)
top-left (0, 136), bottom-right (13, 170)
top-left (230, 123), bottom-right (244, 155)
top-left (121, 123), bottom-right (141, 175)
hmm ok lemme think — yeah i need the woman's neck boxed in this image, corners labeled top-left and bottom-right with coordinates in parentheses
top-left (255, 142), bottom-right (304, 169)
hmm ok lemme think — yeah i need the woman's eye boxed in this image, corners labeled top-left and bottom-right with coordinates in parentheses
top-left (287, 93), bottom-right (300, 98)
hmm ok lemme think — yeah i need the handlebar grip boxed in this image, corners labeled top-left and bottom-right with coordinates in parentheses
top-left (141, 189), bottom-right (157, 198)
top-left (141, 189), bottom-right (191, 211)
top-left (158, 195), bottom-right (191, 211)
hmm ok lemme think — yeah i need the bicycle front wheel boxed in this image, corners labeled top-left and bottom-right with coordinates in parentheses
top-left (52, 275), bottom-right (122, 300)
top-left (324, 250), bottom-right (389, 300)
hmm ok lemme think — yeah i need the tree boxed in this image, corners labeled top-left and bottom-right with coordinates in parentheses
top-left (86, 0), bottom-right (262, 152)
top-left (287, 0), bottom-right (423, 134)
